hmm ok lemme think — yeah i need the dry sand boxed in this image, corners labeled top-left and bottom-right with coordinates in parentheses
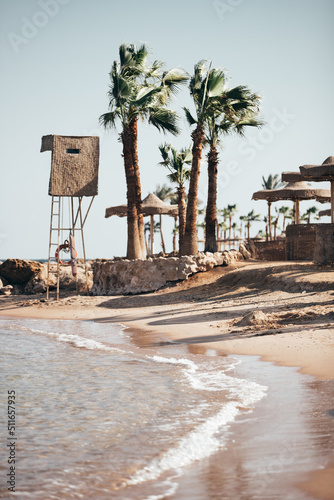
top-left (1, 260), bottom-right (334, 498)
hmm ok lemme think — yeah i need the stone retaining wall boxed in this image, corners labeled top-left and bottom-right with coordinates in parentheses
top-left (92, 250), bottom-right (244, 296)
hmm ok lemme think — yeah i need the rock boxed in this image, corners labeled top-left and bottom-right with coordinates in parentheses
top-left (239, 243), bottom-right (252, 260)
top-left (0, 275), bottom-right (8, 287)
top-left (244, 240), bottom-right (259, 259)
top-left (12, 285), bottom-right (24, 295)
top-left (0, 259), bottom-right (43, 285)
top-left (24, 263), bottom-right (93, 294)
top-left (0, 284), bottom-right (13, 296)
top-left (92, 251), bottom-right (243, 296)
top-left (0, 278), bottom-right (3, 288)
top-left (237, 310), bottom-right (268, 327)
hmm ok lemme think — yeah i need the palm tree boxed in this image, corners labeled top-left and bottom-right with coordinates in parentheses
top-left (181, 61), bottom-right (222, 255)
top-left (226, 204), bottom-right (238, 239)
top-left (100, 43), bottom-right (188, 259)
top-left (301, 206), bottom-right (318, 224)
top-left (144, 220), bottom-right (160, 255)
top-left (204, 85), bottom-right (262, 252)
top-left (231, 222), bottom-right (238, 239)
top-left (279, 205), bottom-right (290, 233)
top-left (261, 174), bottom-right (283, 241)
top-left (286, 207), bottom-right (295, 225)
top-left (169, 192), bottom-right (179, 253)
top-left (154, 184), bottom-right (174, 254)
top-left (219, 221), bottom-right (228, 248)
top-left (158, 143), bottom-right (192, 253)
top-left (272, 207), bottom-right (280, 240)
top-left (216, 208), bottom-right (225, 249)
top-left (240, 210), bottom-right (261, 240)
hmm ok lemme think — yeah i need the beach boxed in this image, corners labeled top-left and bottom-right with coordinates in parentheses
top-left (1, 260), bottom-right (334, 499)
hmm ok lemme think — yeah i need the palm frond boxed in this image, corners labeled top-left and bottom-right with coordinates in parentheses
top-left (206, 68), bottom-right (227, 97)
top-left (110, 73), bottom-right (131, 101)
top-left (119, 43), bottom-right (149, 76)
top-left (134, 85), bottom-right (161, 106)
top-left (180, 148), bottom-right (193, 164)
top-left (190, 60), bottom-right (208, 92)
top-left (158, 142), bottom-right (171, 163)
top-left (148, 108), bottom-right (179, 135)
top-left (145, 59), bottom-right (164, 79)
top-left (162, 68), bottom-right (189, 87)
top-left (224, 85), bottom-right (252, 101)
top-left (262, 174), bottom-right (282, 190)
top-left (99, 111), bottom-right (118, 129)
top-left (183, 107), bottom-right (197, 126)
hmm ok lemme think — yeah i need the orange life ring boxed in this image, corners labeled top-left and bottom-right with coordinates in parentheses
top-left (55, 241), bottom-right (70, 264)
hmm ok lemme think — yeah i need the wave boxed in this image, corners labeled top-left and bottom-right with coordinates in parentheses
top-left (124, 353), bottom-right (267, 487)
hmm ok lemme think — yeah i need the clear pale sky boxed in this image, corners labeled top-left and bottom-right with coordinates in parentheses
top-left (0, 0), bottom-right (333, 259)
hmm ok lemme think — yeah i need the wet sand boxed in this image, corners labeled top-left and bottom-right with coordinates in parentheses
top-left (1, 260), bottom-right (333, 498)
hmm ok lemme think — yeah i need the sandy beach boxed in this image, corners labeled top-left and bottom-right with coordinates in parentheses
top-left (1, 260), bottom-right (334, 499)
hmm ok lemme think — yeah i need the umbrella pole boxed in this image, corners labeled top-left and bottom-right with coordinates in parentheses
top-left (331, 181), bottom-right (334, 223)
top-left (268, 201), bottom-right (272, 241)
top-left (150, 215), bottom-right (154, 255)
top-left (295, 199), bottom-right (300, 224)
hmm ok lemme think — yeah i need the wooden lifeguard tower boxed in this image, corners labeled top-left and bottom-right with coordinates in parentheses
top-left (41, 135), bottom-right (100, 299)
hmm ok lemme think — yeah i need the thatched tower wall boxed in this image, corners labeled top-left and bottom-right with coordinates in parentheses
top-left (41, 135), bottom-right (99, 196)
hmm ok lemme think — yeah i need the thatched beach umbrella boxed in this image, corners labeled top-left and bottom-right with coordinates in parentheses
top-left (319, 208), bottom-right (331, 217)
top-left (252, 176), bottom-right (330, 225)
top-left (105, 193), bottom-right (178, 255)
top-left (300, 156), bottom-right (334, 223)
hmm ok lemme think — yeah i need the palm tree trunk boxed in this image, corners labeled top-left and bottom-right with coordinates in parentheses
top-left (121, 125), bottom-right (142, 260)
top-left (247, 222), bottom-right (251, 241)
top-left (130, 117), bottom-right (146, 259)
top-left (205, 145), bottom-right (218, 253)
top-left (177, 186), bottom-right (186, 254)
top-left (181, 122), bottom-right (204, 255)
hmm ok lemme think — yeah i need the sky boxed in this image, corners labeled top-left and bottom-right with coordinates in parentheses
top-left (0, 0), bottom-right (333, 260)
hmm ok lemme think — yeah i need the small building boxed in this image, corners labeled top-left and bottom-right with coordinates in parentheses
top-left (41, 135), bottom-right (100, 197)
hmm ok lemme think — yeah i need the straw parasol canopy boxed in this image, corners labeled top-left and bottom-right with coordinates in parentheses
top-left (281, 172), bottom-right (303, 183)
top-left (105, 193), bottom-right (178, 255)
top-left (300, 156), bottom-right (334, 222)
top-left (105, 193), bottom-right (178, 218)
top-left (299, 156), bottom-right (334, 180)
top-left (319, 209), bottom-right (331, 217)
top-left (252, 177), bottom-right (330, 224)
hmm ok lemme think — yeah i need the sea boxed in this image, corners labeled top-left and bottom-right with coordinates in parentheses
top-left (1, 317), bottom-right (334, 499)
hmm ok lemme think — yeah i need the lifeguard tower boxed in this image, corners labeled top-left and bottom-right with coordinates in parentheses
top-left (41, 135), bottom-right (100, 299)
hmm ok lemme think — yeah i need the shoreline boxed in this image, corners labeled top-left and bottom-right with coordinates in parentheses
top-left (1, 261), bottom-right (333, 381)
top-left (1, 260), bottom-right (334, 499)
